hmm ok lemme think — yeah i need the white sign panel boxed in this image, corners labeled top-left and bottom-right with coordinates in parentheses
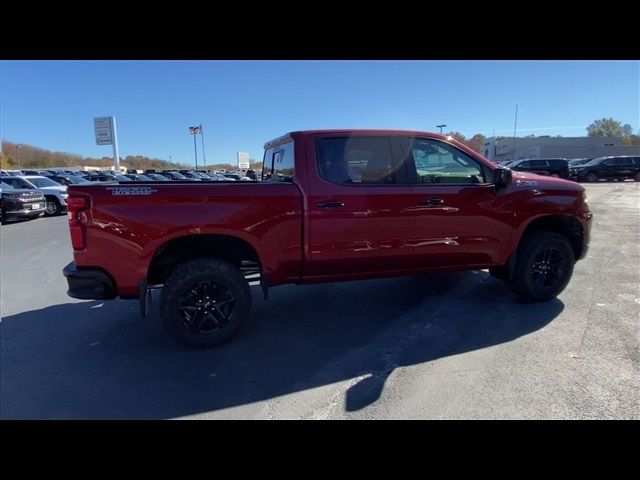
top-left (237, 151), bottom-right (250, 169)
top-left (94, 117), bottom-right (113, 145)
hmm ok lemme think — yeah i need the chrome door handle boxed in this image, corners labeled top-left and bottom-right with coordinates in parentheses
top-left (316, 200), bottom-right (344, 208)
top-left (421, 198), bottom-right (444, 206)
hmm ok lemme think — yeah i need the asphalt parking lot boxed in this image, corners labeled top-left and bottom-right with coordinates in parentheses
top-left (1, 182), bottom-right (639, 419)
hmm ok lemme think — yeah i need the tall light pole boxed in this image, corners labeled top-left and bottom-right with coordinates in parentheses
top-left (512, 104), bottom-right (518, 161)
top-left (200, 122), bottom-right (207, 170)
top-left (17, 144), bottom-right (21, 169)
top-left (437, 124), bottom-right (447, 134)
top-left (189, 126), bottom-right (199, 169)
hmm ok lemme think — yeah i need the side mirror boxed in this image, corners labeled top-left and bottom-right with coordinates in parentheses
top-left (494, 167), bottom-right (512, 192)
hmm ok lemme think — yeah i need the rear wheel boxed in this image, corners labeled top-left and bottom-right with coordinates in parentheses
top-left (44, 197), bottom-right (60, 216)
top-left (585, 172), bottom-right (598, 182)
top-left (160, 258), bottom-right (251, 347)
top-left (509, 231), bottom-right (575, 302)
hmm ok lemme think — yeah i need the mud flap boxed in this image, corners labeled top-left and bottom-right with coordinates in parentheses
top-left (138, 279), bottom-right (152, 317)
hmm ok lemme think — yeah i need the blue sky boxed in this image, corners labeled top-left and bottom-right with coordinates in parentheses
top-left (1, 60), bottom-right (638, 167)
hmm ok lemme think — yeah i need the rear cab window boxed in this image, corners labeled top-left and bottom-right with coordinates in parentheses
top-left (263, 138), bottom-right (294, 182)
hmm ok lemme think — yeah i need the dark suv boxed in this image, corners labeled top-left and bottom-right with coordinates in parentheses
top-left (507, 158), bottom-right (570, 178)
top-left (1, 181), bottom-right (46, 223)
top-left (569, 156), bottom-right (640, 182)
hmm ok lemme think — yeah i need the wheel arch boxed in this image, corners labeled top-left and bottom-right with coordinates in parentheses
top-left (147, 234), bottom-right (262, 285)
top-left (517, 214), bottom-right (584, 261)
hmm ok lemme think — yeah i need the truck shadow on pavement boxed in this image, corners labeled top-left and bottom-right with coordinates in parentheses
top-left (1, 271), bottom-right (563, 419)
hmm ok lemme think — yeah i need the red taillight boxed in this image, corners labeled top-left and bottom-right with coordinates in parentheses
top-left (67, 196), bottom-right (89, 211)
top-left (67, 195), bottom-right (90, 250)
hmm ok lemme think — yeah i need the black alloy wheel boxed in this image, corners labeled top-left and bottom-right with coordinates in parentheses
top-left (177, 280), bottom-right (236, 334)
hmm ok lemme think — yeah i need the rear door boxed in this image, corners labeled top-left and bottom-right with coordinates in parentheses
top-left (528, 159), bottom-right (549, 176)
top-left (614, 157), bottom-right (634, 178)
top-left (401, 136), bottom-right (512, 267)
top-left (597, 158), bottom-right (616, 179)
top-left (303, 135), bottom-right (416, 278)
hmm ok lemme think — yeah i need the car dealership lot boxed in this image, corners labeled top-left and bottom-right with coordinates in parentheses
top-left (1, 182), bottom-right (638, 419)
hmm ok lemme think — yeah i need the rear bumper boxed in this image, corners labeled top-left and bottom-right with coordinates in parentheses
top-left (63, 261), bottom-right (117, 300)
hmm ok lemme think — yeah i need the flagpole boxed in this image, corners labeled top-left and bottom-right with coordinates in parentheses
top-left (200, 122), bottom-right (206, 170)
top-left (192, 127), bottom-right (198, 170)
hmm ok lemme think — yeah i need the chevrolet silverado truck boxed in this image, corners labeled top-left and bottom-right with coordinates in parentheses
top-left (63, 130), bottom-right (592, 347)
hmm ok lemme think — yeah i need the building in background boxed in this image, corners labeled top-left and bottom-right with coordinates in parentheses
top-left (482, 136), bottom-right (640, 163)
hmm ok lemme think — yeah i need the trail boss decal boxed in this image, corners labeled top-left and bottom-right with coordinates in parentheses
top-left (106, 187), bottom-right (157, 196)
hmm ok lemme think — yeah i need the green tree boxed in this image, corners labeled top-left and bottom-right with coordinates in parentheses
top-left (446, 131), bottom-right (466, 143)
top-left (587, 118), bottom-right (633, 137)
top-left (466, 133), bottom-right (487, 153)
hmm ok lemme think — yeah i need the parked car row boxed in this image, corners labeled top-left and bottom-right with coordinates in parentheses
top-left (0, 168), bottom-right (263, 225)
top-left (0, 168), bottom-right (259, 182)
top-left (498, 156), bottom-right (640, 182)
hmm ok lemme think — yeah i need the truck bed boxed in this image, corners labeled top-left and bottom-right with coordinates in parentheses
top-left (67, 181), bottom-right (303, 297)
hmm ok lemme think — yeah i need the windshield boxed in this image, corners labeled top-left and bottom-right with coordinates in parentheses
top-left (149, 174), bottom-right (169, 181)
top-left (115, 174), bottom-right (132, 181)
top-left (1, 181), bottom-right (14, 190)
top-left (569, 159), bottom-right (589, 166)
top-left (28, 177), bottom-right (61, 188)
top-left (171, 172), bottom-right (187, 179)
top-left (507, 160), bottom-right (522, 168)
top-left (67, 175), bottom-right (91, 184)
top-left (583, 157), bottom-right (605, 166)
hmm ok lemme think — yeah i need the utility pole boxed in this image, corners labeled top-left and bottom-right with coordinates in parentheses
top-left (17, 144), bottom-right (22, 169)
top-left (512, 104), bottom-right (518, 161)
top-left (437, 124), bottom-right (447, 134)
top-left (200, 122), bottom-right (206, 170)
top-left (189, 126), bottom-right (199, 169)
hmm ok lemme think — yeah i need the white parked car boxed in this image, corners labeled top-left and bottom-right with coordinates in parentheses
top-left (2, 176), bottom-right (68, 216)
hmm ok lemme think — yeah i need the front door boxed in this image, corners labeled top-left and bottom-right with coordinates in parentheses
top-left (400, 137), bottom-right (512, 267)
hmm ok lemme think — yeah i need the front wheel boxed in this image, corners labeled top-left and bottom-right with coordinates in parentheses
top-left (585, 172), bottom-right (598, 182)
top-left (160, 258), bottom-right (251, 347)
top-left (44, 197), bottom-right (60, 216)
top-left (509, 231), bottom-right (575, 302)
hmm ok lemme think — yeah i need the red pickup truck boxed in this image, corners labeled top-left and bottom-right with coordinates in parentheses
top-left (63, 130), bottom-right (592, 347)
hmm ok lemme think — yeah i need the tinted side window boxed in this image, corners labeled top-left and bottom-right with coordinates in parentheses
top-left (316, 137), bottom-right (400, 185)
top-left (529, 160), bottom-right (548, 167)
top-left (614, 158), bottom-right (633, 166)
top-left (4, 178), bottom-right (29, 189)
top-left (407, 138), bottom-right (484, 184)
top-left (263, 141), bottom-right (294, 182)
top-left (549, 160), bottom-right (567, 167)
